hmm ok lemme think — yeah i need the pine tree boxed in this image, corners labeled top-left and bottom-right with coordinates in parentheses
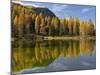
top-left (60, 18), bottom-right (67, 35)
top-left (40, 18), bottom-right (46, 35)
top-left (80, 21), bottom-right (85, 35)
top-left (53, 17), bottom-right (59, 35)
top-left (18, 12), bottom-right (25, 37)
top-left (73, 17), bottom-right (79, 35)
top-left (87, 19), bottom-right (94, 35)
top-left (68, 16), bottom-right (74, 35)
top-left (35, 15), bottom-right (41, 34)
top-left (47, 16), bottom-right (52, 35)
top-left (13, 15), bottom-right (18, 26)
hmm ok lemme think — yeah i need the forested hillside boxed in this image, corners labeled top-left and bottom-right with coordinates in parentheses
top-left (11, 2), bottom-right (96, 38)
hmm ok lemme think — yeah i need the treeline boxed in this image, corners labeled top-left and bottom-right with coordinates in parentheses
top-left (12, 3), bottom-right (96, 38)
top-left (34, 15), bottom-right (95, 36)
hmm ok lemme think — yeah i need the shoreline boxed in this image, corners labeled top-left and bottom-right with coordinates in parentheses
top-left (11, 36), bottom-right (96, 42)
top-left (43, 36), bottom-right (96, 40)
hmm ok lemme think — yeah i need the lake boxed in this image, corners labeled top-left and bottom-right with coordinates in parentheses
top-left (11, 39), bottom-right (96, 74)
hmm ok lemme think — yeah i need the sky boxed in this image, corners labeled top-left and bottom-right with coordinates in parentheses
top-left (12, 0), bottom-right (96, 25)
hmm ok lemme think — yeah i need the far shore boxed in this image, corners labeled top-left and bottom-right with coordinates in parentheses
top-left (43, 36), bottom-right (96, 40)
top-left (11, 36), bottom-right (96, 42)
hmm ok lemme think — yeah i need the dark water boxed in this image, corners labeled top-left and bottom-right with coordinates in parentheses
top-left (11, 39), bottom-right (96, 74)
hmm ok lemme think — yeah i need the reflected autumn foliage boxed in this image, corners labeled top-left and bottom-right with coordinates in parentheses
top-left (11, 39), bottom-right (95, 72)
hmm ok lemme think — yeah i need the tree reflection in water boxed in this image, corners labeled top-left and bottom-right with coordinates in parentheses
top-left (11, 39), bottom-right (95, 72)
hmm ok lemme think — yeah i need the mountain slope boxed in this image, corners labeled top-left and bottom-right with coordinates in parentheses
top-left (12, 2), bottom-right (56, 17)
top-left (32, 7), bottom-right (56, 17)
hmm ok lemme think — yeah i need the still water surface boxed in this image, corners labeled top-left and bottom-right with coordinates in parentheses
top-left (11, 39), bottom-right (96, 74)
